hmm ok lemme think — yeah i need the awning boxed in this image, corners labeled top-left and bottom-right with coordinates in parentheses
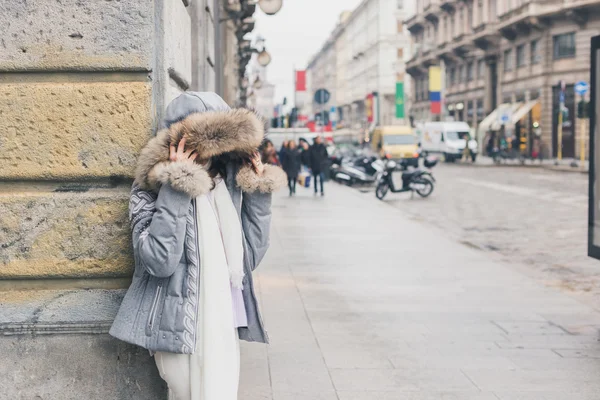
top-left (478, 103), bottom-right (511, 133)
top-left (490, 102), bottom-right (522, 131)
top-left (510, 100), bottom-right (540, 125)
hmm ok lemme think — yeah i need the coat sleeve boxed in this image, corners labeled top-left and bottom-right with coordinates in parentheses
top-left (129, 183), bottom-right (192, 278)
top-left (236, 164), bottom-right (287, 271)
top-left (241, 191), bottom-right (273, 271)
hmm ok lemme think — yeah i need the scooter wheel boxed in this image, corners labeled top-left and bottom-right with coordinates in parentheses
top-left (415, 176), bottom-right (434, 198)
top-left (375, 182), bottom-right (389, 200)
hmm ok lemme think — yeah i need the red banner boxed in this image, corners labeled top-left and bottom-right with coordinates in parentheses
top-left (295, 70), bottom-right (306, 92)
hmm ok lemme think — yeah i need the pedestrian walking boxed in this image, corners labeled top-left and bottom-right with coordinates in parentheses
top-left (110, 92), bottom-right (286, 400)
top-left (299, 140), bottom-right (311, 168)
top-left (309, 136), bottom-right (329, 196)
top-left (282, 140), bottom-right (301, 196)
top-left (279, 140), bottom-right (289, 166)
top-left (261, 139), bottom-right (280, 166)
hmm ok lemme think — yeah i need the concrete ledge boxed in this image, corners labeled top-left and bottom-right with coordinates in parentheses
top-left (0, 0), bottom-right (154, 71)
top-left (0, 333), bottom-right (166, 399)
top-left (0, 185), bottom-right (133, 279)
top-left (0, 288), bottom-right (123, 328)
top-left (0, 289), bottom-right (166, 399)
top-left (0, 81), bottom-right (152, 180)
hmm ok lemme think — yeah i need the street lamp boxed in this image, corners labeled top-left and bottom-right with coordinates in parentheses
top-left (256, 49), bottom-right (271, 67)
top-left (250, 0), bottom-right (283, 15)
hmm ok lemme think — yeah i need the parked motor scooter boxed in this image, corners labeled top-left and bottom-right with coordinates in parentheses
top-left (332, 154), bottom-right (384, 186)
top-left (375, 157), bottom-right (437, 200)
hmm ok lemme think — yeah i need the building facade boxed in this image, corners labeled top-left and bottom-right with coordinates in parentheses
top-left (0, 0), bottom-right (257, 397)
top-left (247, 60), bottom-right (276, 121)
top-left (406, 0), bottom-right (600, 159)
top-left (307, 0), bottom-right (415, 131)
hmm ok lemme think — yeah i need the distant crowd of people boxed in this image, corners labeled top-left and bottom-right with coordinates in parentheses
top-left (259, 137), bottom-right (329, 197)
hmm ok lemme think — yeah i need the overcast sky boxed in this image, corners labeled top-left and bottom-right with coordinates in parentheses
top-left (254, 0), bottom-right (363, 107)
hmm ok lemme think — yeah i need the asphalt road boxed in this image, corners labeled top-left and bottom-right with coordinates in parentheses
top-left (371, 163), bottom-right (600, 309)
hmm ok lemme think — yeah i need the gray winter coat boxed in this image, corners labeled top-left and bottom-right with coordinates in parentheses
top-left (109, 92), bottom-right (286, 354)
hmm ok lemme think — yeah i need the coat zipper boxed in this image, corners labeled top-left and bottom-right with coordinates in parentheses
top-left (146, 284), bottom-right (162, 336)
top-left (192, 199), bottom-right (201, 348)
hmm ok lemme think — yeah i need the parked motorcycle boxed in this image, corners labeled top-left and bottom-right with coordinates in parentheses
top-left (331, 154), bottom-right (384, 186)
top-left (375, 157), bottom-right (437, 200)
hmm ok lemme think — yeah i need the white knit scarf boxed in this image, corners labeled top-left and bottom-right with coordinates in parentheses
top-left (196, 178), bottom-right (245, 289)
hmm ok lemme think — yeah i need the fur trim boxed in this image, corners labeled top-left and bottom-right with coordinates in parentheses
top-left (167, 108), bottom-right (265, 160)
top-left (147, 160), bottom-right (212, 198)
top-left (236, 165), bottom-right (287, 194)
top-left (134, 109), bottom-right (266, 193)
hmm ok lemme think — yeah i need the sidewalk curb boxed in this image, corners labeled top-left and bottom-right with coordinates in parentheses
top-left (461, 161), bottom-right (589, 174)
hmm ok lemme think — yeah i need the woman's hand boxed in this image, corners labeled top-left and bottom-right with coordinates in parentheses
top-left (170, 138), bottom-right (197, 163)
top-left (251, 151), bottom-right (265, 176)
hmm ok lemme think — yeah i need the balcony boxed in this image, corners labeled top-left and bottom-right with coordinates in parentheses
top-left (472, 22), bottom-right (500, 50)
top-left (406, 44), bottom-right (437, 77)
top-left (406, 14), bottom-right (425, 34)
top-left (440, 0), bottom-right (456, 13)
top-left (424, 1), bottom-right (440, 23)
top-left (496, 1), bottom-right (550, 40)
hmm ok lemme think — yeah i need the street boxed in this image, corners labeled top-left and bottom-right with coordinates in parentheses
top-left (239, 179), bottom-right (600, 400)
top-left (379, 164), bottom-right (600, 307)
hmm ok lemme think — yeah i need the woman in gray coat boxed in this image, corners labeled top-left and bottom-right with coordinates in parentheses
top-left (110, 92), bottom-right (286, 400)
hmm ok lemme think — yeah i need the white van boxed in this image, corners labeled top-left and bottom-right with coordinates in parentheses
top-left (420, 121), bottom-right (477, 162)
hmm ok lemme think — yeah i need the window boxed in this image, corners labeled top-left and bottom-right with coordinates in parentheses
top-left (478, 59), bottom-right (485, 79)
top-left (504, 49), bottom-right (513, 72)
top-left (467, 5), bottom-right (473, 31)
top-left (450, 68), bottom-right (456, 86)
top-left (467, 62), bottom-right (474, 81)
top-left (516, 44), bottom-right (526, 68)
top-left (397, 0), bottom-right (403, 9)
top-left (553, 32), bottom-right (576, 59)
top-left (531, 40), bottom-right (541, 64)
top-left (458, 65), bottom-right (464, 83)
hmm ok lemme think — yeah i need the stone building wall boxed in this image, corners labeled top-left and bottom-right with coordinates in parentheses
top-left (0, 0), bottom-right (225, 398)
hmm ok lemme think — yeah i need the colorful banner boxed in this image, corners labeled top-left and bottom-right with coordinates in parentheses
top-left (295, 70), bottom-right (306, 92)
top-left (366, 93), bottom-right (374, 123)
top-left (429, 66), bottom-right (442, 115)
top-left (396, 82), bottom-right (405, 119)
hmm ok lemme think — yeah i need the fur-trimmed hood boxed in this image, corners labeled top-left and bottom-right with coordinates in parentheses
top-left (134, 92), bottom-right (286, 197)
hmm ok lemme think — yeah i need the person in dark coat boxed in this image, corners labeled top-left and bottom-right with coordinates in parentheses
top-left (309, 136), bottom-right (329, 196)
top-left (299, 140), bottom-right (311, 167)
top-left (279, 140), bottom-right (289, 166)
top-left (282, 140), bottom-right (301, 196)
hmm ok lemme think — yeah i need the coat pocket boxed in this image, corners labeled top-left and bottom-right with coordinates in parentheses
top-left (145, 283), bottom-right (162, 336)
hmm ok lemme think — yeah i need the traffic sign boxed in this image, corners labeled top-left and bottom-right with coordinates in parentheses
top-left (314, 89), bottom-right (331, 105)
top-left (575, 81), bottom-right (589, 96)
top-left (500, 113), bottom-right (510, 124)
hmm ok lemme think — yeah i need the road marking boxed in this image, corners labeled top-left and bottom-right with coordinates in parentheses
top-left (457, 178), bottom-right (587, 206)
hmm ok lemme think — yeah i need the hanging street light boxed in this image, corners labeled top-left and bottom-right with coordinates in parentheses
top-left (257, 49), bottom-right (272, 67)
top-left (250, 0), bottom-right (283, 15)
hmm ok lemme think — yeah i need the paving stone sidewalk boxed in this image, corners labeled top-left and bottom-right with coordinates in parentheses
top-left (239, 184), bottom-right (600, 400)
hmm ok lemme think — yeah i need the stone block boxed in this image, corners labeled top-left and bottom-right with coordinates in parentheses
top-left (0, 334), bottom-right (166, 400)
top-left (0, 185), bottom-right (133, 279)
top-left (0, 0), bottom-right (154, 71)
top-left (0, 81), bottom-right (152, 179)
